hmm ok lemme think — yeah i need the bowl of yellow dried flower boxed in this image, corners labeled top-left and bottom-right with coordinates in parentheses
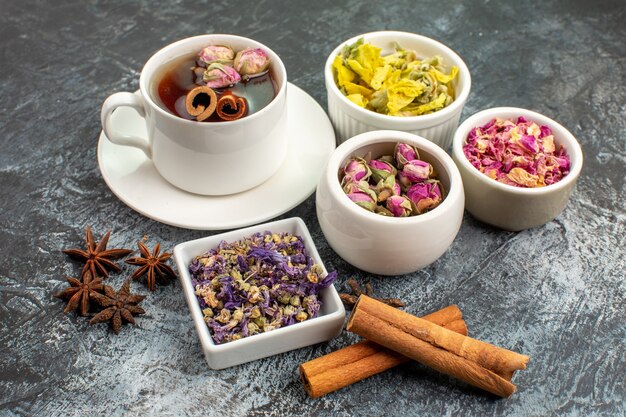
top-left (325, 31), bottom-right (471, 150)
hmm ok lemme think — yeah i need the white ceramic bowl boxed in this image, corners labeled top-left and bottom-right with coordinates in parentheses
top-left (325, 31), bottom-right (471, 150)
top-left (316, 130), bottom-right (465, 275)
top-left (451, 107), bottom-right (583, 231)
top-left (173, 217), bottom-right (345, 369)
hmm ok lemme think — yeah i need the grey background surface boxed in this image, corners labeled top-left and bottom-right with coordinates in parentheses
top-left (1, 0), bottom-right (624, 416)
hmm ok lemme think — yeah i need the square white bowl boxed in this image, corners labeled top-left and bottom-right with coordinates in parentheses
top-left (173, 217), bottom-right (345, 369)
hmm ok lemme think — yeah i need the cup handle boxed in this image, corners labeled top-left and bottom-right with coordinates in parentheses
top-left (101, 92), bottom-right (152, 158)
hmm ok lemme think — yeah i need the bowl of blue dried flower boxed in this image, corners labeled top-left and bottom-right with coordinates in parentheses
top-left (173, 217), bottom-right (345, 369)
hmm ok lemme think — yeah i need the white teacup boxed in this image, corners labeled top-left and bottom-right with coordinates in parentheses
top-left (101, 34), bottom-right (288, 196)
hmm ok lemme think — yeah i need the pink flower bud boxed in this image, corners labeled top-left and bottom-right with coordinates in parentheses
top-left (394, 143), bottom-right (420, 169)
top-left (396, 171), bottom-right (412, 191)
top-left (203, 63), bottom-right (241, 88)
top-left (406, 181), bottom-right (443, 214)
top-left (341, 158), bottom-right (371, 185)
top-left (346, 191), bottom-right (377, 212)
top-left (402, 159), bottom-right (433, 182)
top-left (369, 159), bottom-right (397, 183)
top-left (342, 180), bottom-right (371, 195)
top-left (374, 176), bottom-right (400, 202)
top-left (198, 45), bottom-right (235, 66)
top-left (234, 48), bottom-right (271, 76)
top-left (386, 195), bottom-right (413, 217)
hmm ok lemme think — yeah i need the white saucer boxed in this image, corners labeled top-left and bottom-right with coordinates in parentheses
top-left (97, 83), bottom-right (336, 230)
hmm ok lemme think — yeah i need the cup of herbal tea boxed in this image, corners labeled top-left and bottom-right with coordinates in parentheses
top-left (101, 34), bottom-right (287, 195)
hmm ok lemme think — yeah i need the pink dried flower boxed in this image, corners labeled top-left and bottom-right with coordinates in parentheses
top-left (234, 48), bottom-right (271, 76)
top-left (203, 63), bottom-right (241, 88)
top-left (347, 191), bottom-right (377, 212)
top-left (394, 143), bottom-right (419, 169)
top-left (402, 159), bottom-right (432, 182)
top-left (369, 159), bottom-right (397, 183)
top-left (374, 176), bottom-right (401, 202)
top-left (406, 181), bottom-right (443, 214)
top-left (198, 45), bottom-right (235, 66)
top-left (463, 117), bottom-right (570, 188)
top-left (341, 157), bottom-right (371, 186)
top-left (338, 142), bottom-right (446, 217)
top-left (386, 195), bottom-right (413, 217)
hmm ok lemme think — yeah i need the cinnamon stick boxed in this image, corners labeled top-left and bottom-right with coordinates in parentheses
top-left (347, 296), bottom-right (529, 397)
top-left (185, 86), bottom-right (217, 121)
top-left (215, 94), bottom-right (247, 121)
top-left (300, 305), bottom-right (467, 398)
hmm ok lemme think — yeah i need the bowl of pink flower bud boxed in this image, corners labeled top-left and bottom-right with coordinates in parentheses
top-left (316, 130), bottom-right (464, 275)
top-left (451, 107), bottom-right (583, 231)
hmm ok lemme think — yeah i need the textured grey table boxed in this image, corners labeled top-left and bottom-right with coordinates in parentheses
top-left (1, 0), bottom-right (624, 416)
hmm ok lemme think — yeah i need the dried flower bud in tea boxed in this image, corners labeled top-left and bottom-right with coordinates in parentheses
top-left (189, 231), bottom-right (337, 344)
top-left (234, 47), bottom-right (271, 76)
top-left (203, 63), bottom-right (242, 89)
top-left (198, 45), bottom-right (235, 66)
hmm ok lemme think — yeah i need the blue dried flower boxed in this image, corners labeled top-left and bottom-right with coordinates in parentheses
top-left (189, 231), bottom-right (337, 344)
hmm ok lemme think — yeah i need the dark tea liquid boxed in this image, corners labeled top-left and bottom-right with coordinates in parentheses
top-left (155, 54), bottom-right (277, 122)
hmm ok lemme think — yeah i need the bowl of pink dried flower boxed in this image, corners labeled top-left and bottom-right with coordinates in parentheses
top-left (451, 107), bottom-right (583, 231)
top-left (316, 130), bottom-right (465, 275)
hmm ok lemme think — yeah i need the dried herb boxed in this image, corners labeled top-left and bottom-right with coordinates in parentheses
top-left (189, 231), bottom-right (338, 344)
top-left (339, 278), bottom-right (405, 309)
top-left (340, 143), bottom-right (445, 217)
top-left (62, 226), bottom-right (132, 278)
top-left (332, 38), bottom-right (458, 116)
top-left (90, 280), bottom-right (146, 334)
top-left (125, 242), bottom-right (177, 292)
top-left (54, 270), bottom-right (104, 316)
top-left (463, 117), bottom-right (570, 187)
top-left (234, 48), bottom-right (271, 76)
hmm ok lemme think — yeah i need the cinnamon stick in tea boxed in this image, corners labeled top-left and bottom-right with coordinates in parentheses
top-left (300, 305), bottom-right (467, 398)
top-left (347, 295), bottom-right (529, 397)
top-left (185, 86), bottom-right (217, 121)
top-left (215, 94), bottom-right (247, 121)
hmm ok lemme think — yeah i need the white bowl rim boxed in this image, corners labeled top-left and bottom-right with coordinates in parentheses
top-left (139, 33), bottom-right (287, 128)
top-left (452, 106), bottom-right (584, 196)
top-left (173, 216), bottom-right (345, 354)
top-left (325, 130), bottom-right (464, 225)
top-left (324, 30), bottom-right (471, 126)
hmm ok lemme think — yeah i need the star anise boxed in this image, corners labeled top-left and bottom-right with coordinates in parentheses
top-left (89, 279), bottom-right (145, 334)
top-left (125, 242), bottom-right (177, 291)
top-left (63, 225), bottom-right (132, 278)
top-left (54, 270), bottom-right (104, 316)
top-left (339, 278), bottom-right (406, 309)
